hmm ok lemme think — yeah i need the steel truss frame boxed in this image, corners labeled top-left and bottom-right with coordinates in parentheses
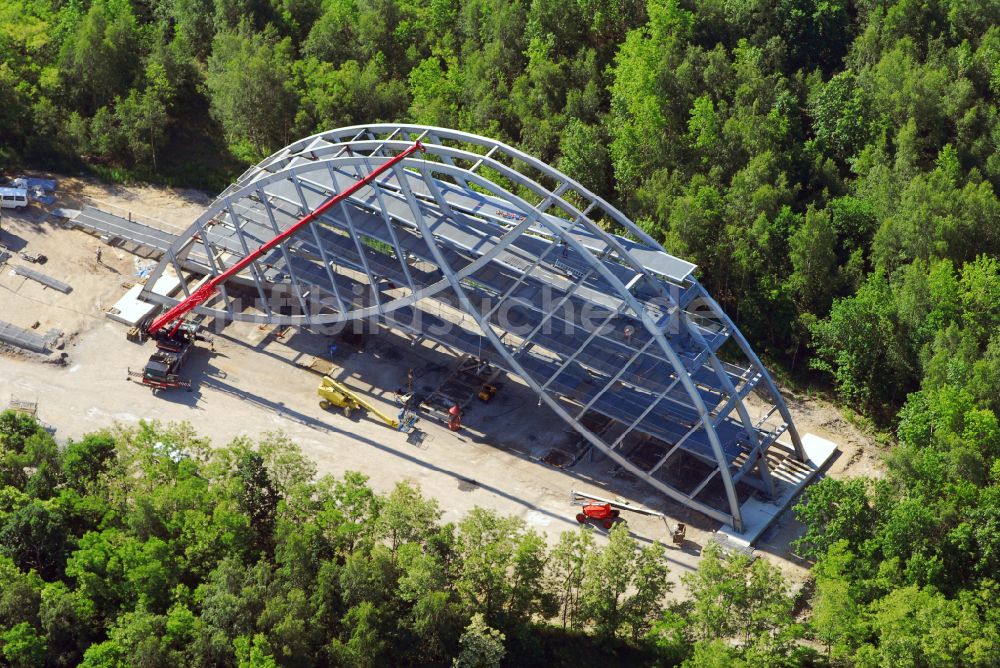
top-left (141, 124), bottom-right (803, 531)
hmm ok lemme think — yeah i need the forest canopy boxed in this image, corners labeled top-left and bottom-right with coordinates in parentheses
top-left (0, 415), bottom-right (814, 667)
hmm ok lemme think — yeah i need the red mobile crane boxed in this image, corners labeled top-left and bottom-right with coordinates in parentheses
top-left (131, 141), bottom-right (425, 391)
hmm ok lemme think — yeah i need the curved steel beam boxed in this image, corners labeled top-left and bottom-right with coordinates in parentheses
top-left (141, 124), bottom-right (807, 529)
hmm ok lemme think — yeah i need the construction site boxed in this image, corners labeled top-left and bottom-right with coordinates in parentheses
top-left (0, 124), bottom-right (852, 586)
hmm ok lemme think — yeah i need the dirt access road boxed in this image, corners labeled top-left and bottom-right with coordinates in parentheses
top-left (0, 172), bottom-right (882, 593)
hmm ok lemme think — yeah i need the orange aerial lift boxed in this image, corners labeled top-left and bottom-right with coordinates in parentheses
top-left (570, 489), bottom-right (687, 543)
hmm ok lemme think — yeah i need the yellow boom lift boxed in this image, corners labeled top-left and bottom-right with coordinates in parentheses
top-left (317, 376), bottom-right (417, 432)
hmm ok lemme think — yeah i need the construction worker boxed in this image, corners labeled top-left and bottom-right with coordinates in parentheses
top-left (95, 247), bottom-right (103, 265)
top-left (448, 404), bottom-right (462, 431)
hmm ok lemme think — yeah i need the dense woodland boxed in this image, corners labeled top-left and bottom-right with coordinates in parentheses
top-left (0, 416), bottom-right (813, 667)
top-left (1, 0), bottom-right (1000, 665)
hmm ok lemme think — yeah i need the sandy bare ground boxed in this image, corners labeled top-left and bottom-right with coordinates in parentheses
top-left (0, 173), bottom-right (885, 595)
top-left (57, 172), bottom-right (213, 233)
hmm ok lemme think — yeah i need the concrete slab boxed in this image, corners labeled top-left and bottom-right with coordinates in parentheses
top-left (0, 320), bottom-right (49, 353)
top-left (105, 267), bottom-right (181, 326)
top-left (105, 284), bottom-right (153, 326)
top-left (718, 433), bottom-right (837, 547)
top-left (12, 265), bottom-right (73, 293)
top-left (149, 265), bottom-right (182, 299)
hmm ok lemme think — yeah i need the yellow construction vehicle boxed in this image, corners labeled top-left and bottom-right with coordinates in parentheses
top-left (317, 376), bottom-right (417, 432)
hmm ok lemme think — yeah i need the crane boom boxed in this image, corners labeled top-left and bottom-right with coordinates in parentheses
top-left (147, 141), bottom-right (424, 335)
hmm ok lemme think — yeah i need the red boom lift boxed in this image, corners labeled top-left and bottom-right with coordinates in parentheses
top-left (576, 501), bottom-right (621, 529)
top-left (570, 489), bottom-right (687, 543)
top-left (132, 141), bottom-right (425, 391)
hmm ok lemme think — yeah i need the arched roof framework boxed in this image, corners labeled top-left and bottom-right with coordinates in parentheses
top-left (142, 124), bottom-right (804, 531)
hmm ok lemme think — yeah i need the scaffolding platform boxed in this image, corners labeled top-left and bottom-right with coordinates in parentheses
top-left (6, 396), bottom-right (37, 416)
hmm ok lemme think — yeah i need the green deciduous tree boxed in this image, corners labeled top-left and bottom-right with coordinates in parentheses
top-left (580, 523), bottom-right (670, 640)
top-left (547, 526), bottom-right (594, 628)
top-left (408, 50), bottom-right (465, 128)
top-left (114, 85), bottom-right (170, 170)
top-left (453, 612), bottom-right (505, 668)
top-left (854, 584), bottom-right (1000, 668)
top-left (557, 119), bottom-right (611, 197)
top-left (38, 580), bottom-right (100, 667)
top-left (58, 0), bottom-right (139, 113)
top-left (236, 452), bottom-right (279, 557)
top-left (607, 0), bottom-right (693, 200)
top-left (793, 477), bottom-right (882, 560)
top-left (294, 54), bottom-right (407, 136)
top-left (1, 621), bottom-right (47, 668)
top-left (454, 508), bottom-right (552, 628)
top-left (374, 481), bottom-right (441, 557)
top-left (0, 555), bottom-right (42, 631)
top-left (810, 271), bottom-right (917, 408)
top-left (205, 26), bottom-right (296, 160)
top-left (809, 540), bottom-right (867, 660)
top-left (0, 500), bottom-right (72, 580)
top-left (788, 205), bottom-right (838, 314)
top-left (809, 70), bottom-right (878, 164)
top-left (682, 542), bottom-right (796, 650)
top-left (62, 433), bottom-right (117, 493)
top-left (234, 632), bottom-right (279, 668)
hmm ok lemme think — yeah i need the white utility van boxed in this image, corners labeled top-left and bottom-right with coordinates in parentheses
top-left (0, 187), bottom-right (29, 209)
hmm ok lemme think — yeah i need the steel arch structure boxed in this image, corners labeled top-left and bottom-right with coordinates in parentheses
top-left (141, 124), bottom-right (804, 531)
